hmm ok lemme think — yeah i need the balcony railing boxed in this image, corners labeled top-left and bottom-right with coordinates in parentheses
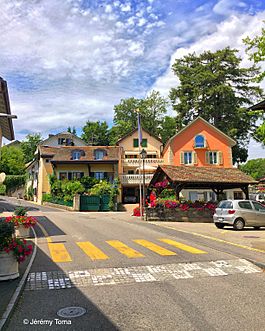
top-left (122, 158), bottom-right (164, 167)
top-left (119, 174), bottom-right (154, 185)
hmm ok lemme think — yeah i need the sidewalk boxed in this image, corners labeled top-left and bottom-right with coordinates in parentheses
top-left (150, 221), bottom-right (265, 267)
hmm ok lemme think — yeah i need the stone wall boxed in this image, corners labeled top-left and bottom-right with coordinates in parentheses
top-left (145, 207), bottom-right (213, 223)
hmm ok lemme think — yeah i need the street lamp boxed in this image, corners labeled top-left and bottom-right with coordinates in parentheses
top-left (140, 148), bottom-right (147, 218)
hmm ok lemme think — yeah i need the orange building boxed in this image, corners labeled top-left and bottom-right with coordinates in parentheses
top-left (163, 117), bottom-right (235, 168)
top-left (162, 117), bottom-right (245, 201)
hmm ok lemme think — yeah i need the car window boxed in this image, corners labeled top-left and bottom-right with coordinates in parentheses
top-left (238, 201), bottom-right (253, 210)
top-left (252, 201), bottom-right (265, 212)
top-left (218, 201), bottom-right (233, 209)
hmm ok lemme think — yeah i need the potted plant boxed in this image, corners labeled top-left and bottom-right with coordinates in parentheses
top-left (5, 215), bottom-right (36, 238)
top-left (0, 218), bottom-right (32, 280)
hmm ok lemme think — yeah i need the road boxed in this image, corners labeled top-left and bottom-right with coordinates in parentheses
top-left (2, 197), bottom-right (265, 331)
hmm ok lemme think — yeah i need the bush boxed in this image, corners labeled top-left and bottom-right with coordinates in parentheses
top-left (14, 206), bottom-right (28, 216)
top-left (27, 186), bottom-right (34, 200)
top-left (80, 176), bottom-right (99, 190)
top-left (61, 181), bottom-right (85, 201)
top-left (159, 189), bottom-right (175, 199)
top-left (90, 181), bottom-right (113, 196)
top-left (0, 184), bottom-right (6, 195)
top-left (42, 193), bottom-right (53, 202)
top-left (4, 175), bottom-right (26, 193)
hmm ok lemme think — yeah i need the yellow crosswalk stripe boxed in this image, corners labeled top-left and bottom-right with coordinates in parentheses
top-left (106, 240), bottom-right (144, 258)
top-left (77, 241), bottom-right (109, 260)
top-left (133, 239), bottom-right (177, 256)
top-left (159, 239), bottom-right (207, 254)
top-left (48, 242), bottom-right (72, 263)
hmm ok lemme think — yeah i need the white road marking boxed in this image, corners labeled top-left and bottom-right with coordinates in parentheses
top-left (25, 259), bottom-right (262, 291)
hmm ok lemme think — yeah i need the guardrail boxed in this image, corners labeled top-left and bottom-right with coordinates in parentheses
top-left (119, 174), bottom-right (154, 184)
top-left (122, 158), bottom-right (164, 166)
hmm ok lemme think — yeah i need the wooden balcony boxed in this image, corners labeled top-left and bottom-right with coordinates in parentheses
top-left (119, 174), bottom-right (154, 185)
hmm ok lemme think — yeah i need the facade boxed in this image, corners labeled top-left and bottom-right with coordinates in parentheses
top-left (40, 131), bottom-right (88, 147)
top-left (117, 128), bottom-right (163, 203)
top-left (27, 145), bottom-right (121, 203)
top-left (162, 116), bottom-right (245, 201)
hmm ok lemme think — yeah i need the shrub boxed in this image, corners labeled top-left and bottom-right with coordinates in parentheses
top-left (14, 206), bottom-right (28, 216)
top-left (0, 184), bottom-right (6, 195)
top-left (4, 175), bottom-right (26, 193)
top-left (90, 181), bottom-right (113, 196)
top-left (27, 186), bottom-right (34, 200)
top-left (61, 180), bottom-right (85, 201)
top-left (80, 176), bottom-right (99, 190)
top-left (159, 189), bottom-right (175, 199)
top-left (42, 193), bottom-right (53, 202)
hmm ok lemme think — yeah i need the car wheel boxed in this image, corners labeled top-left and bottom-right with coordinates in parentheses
top-left (215, 223), bottom-right (225, 229)
top-left (233, 218), bottom-right (245, 230)
top-left (253, 226), bottom-right (261, 230)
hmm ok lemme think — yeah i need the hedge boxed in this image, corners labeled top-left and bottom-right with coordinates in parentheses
top-left (4, 175), bottom-right (26, 192)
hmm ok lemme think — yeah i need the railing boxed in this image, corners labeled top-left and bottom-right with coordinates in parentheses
top-left (119, 174), bottom-right (154, 185)
top-left (122, 158), bottom-right (164, 167)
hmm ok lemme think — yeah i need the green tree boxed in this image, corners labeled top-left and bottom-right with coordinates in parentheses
top-left (240, 158), bottom-right (265, 180)
top-left (0, 146), bottom-right (25, 175)
top-left (169, 47), bottom-right (263, 162)
top-left (20, 133), bottom-right (42, 163)
top-left (110, 91), bottom-right (168, 144)
top-left (81, 121), bottom-right (109, 146)
top-left (244, 26), bottom-right (265, 146)
top-left (159, 116), bottom-right (177, 144)
top-left (67, 127), bottom-right (77, 135)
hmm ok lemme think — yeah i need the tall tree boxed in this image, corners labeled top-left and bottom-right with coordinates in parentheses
top-left (169, 47), bottom-right (263, 162)
top-left (159, 116), bottom-right (177, 144)
top-left (20, 133), bottom-right (42, 163)
top-left (244, 27), bottom-right (265, 146)
top-left (110, 91), bottom-right (168, 144)
top-left (81, 121), bottom-right (109, 146)
top-left (67, 126), bottom-right (77, 135)
top-left (240, 158), bottom-right (265, 180)
top-left (0, 146), bottom-right (25, 175)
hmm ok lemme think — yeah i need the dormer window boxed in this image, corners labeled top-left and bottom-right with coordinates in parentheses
top-left (95, 149), bottom-right (106, 160)
top-left (72, 151), bottom-right (81, 160)
top-left (194, 135), bottom-right (206, 148)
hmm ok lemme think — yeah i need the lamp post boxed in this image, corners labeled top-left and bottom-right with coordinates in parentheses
top-left (140, 148), bottom-right (147, 219)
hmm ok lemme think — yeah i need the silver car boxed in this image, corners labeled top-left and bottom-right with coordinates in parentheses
top-left (213, 200), bottom-right (265, 230)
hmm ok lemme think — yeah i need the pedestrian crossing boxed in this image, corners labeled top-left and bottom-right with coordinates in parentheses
top-left (46, 238), bottom-right (208, 263)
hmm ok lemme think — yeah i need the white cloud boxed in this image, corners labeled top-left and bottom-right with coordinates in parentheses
top-left (213, 0), bottom-right (247, 16)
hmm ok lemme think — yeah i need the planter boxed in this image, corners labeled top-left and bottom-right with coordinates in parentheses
top-left (15, 225), bottom-right (30, 238)
top-left (0, 251), bottom-right (19, 281)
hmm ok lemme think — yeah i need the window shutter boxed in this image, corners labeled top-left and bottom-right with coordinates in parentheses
top-left (193, 152), bottom-right (198, 165)
top-left (218, 151), bottom-right (223, 165)
top-left (205, 151), bottom-right (210, 164)
top-left (180, 152), bottom-right (184, 165)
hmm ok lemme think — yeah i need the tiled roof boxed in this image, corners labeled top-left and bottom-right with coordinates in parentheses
top-left (39, 146), bottom-right (121, 162)
top-left (156, 165), bottom-right (257, 184)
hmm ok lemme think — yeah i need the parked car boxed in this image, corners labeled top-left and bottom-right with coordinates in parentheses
top-left (124, 196), bottom-right (137, 203)
top-left (213, 200), bottom-right (265, 230)
top-left (249, 193), bottom-right (265, 203)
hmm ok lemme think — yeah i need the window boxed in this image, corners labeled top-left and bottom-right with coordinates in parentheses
top-left (94, 172), bottom-right (105, 180)
top-left (218, 201), bottom-right (233, 209)
top-left (59, 172), bottom-right (67, 180)
top-left (72, 172), bottom-right (84, 179)
top-left (133, 138), bottom-right (147, 148)
top-left (234, 191), bottom-right (243, 200)
top-left (252, 201), bottom-right (265, 212)
top-left (128, 170), bottom-right (134, 174)
top-left (72, 151), bottom-right (81, 160)
top-left (194, 135), bottom-right (205, 148)
top-left (146, 154), bottom-right (157, 159)
top-left (58, 138), bottom-right (66, 145)
top-left (238, 201), bottom-right (253, 210)
top-left (95, 150), bottom-right (105, 160)
top-left (45, 159), bottom-right (50, 163)
top-left (207, 151), bottom-right (218, 164)
top-left (133, 139), bottom-right (139, 148)
top-left (184, 152), bottom-right (193, 164)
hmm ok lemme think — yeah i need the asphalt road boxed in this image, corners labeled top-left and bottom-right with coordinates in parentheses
top-left (2, 197), bottom-right (265, 331)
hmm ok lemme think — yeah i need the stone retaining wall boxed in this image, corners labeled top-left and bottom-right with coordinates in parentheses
top-left (146, 207), bottom-right (213, 223)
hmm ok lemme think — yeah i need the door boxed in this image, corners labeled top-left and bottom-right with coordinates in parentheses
top-left (237, 201), bottom-right (256, 225)
top-left (252, 201), bottom-right (265, 226)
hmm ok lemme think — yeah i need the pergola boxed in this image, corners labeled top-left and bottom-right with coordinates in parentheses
top-left (149, 165), bottom-right (258, 200)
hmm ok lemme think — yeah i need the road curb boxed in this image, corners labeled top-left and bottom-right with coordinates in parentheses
top-left (0, 227), bottom-right (37, 331)
top-left (246, 259), bottom-right (265, 270)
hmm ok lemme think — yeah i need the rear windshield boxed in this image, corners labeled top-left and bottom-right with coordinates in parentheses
top-left (217, 201), bottom-right (233, 209)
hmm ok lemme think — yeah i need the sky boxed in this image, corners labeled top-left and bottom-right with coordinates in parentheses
top-left (1, 0), bottom-right (265, 159)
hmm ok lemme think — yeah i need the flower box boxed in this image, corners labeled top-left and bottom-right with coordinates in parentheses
top-left (0, 251), bottom-right (19, 281)
top-left (15, 224), bottom-right (30, 238)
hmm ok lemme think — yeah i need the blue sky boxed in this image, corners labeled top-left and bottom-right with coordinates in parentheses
top-left (1, 0), bottom-right (265, 159)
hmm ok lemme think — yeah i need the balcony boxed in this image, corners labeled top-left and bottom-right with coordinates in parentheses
top-left (119, 174), bottom-right (154, 185)
top-left (122, 158), bottom-right (164, 167)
